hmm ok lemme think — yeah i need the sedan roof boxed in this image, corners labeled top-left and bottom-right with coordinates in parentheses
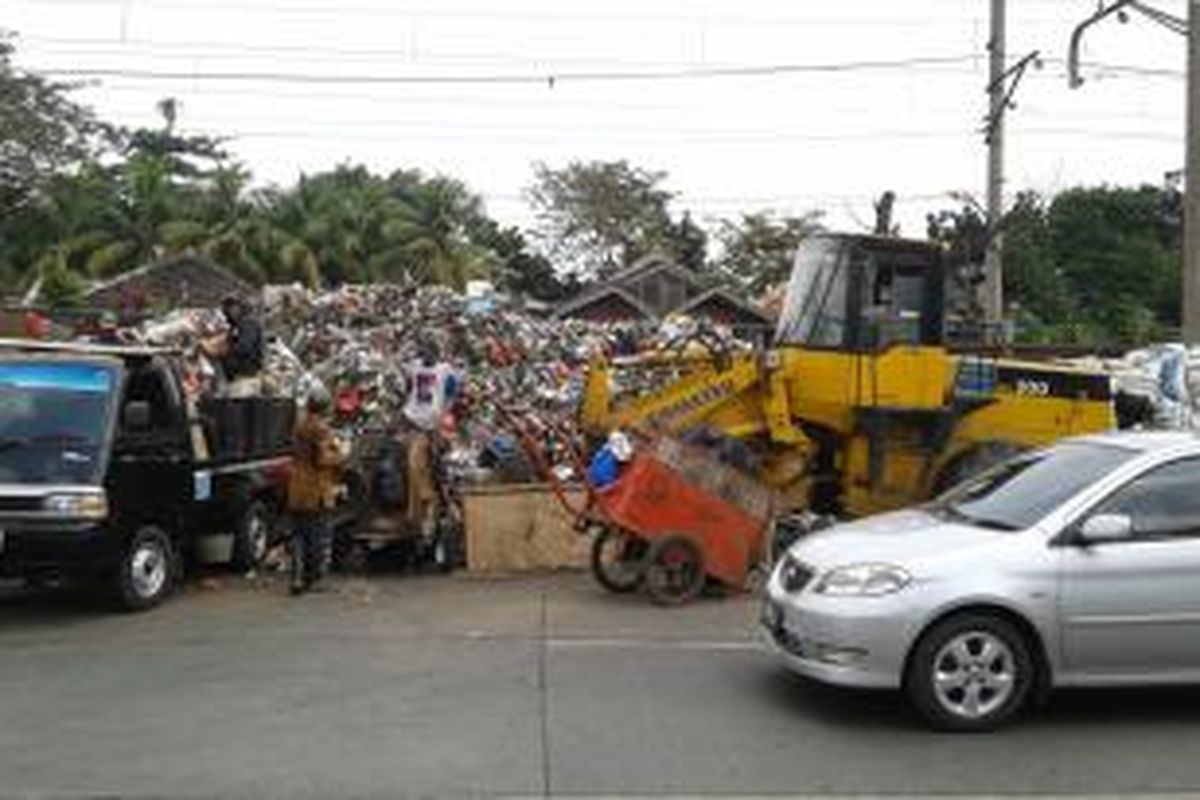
top-left (1070, 429), bottom-right (1200, 454)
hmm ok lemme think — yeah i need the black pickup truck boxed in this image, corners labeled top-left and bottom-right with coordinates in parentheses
top-left (0, 340), bottom-right (295, 610)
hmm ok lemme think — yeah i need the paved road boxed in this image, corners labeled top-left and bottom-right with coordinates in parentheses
top-left (5, 571), bottom-right (1200, 797)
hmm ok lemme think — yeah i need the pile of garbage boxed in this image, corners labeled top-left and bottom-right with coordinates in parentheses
top-left (1065, 344), bottom-right (1200, 430)
top-left (112, 282), bottom-right (750, 482)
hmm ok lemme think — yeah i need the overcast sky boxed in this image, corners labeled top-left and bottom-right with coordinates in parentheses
top-left (2, 0), bottom-right (1190, 236)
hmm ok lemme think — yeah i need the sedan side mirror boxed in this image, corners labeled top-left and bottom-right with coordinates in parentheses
top-left (1078, 513), bottom-right (1133, 544)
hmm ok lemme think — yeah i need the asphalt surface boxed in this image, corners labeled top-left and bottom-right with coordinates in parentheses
top-left (5, 571), bottom-right (1200, 797)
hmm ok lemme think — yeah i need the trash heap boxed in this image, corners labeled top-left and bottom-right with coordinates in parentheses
top-left (1064, 344), bottom-right (1200, 430)
top-left (100, 281), bottom-right (753, 481)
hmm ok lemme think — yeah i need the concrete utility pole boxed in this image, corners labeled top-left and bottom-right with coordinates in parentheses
top-left (984, 0), bottom-right (1006, 327)
top-left (1186, 0), bottom-right (1200, 342)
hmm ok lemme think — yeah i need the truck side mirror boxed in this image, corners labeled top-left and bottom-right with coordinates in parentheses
top-left (123, 401), bottom-right (152, 433)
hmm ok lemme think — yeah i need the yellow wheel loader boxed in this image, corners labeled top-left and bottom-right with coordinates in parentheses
top-left (580, 233), bottom-right (1115, 517)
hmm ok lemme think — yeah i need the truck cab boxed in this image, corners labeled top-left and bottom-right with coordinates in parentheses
top-left (0, 341), bottom-right (294, 610)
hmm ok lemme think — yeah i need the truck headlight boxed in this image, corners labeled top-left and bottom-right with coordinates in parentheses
top-left (814, 563), bottom-right (910, 597)
top-left (43, 492), bottom-right (109, 520)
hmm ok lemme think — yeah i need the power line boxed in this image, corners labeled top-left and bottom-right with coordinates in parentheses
top-left (184, 125), bottom-right (1182, 145)
top-left (39, 54), bottom-right (980, 86)
top-left (7, 0), bottom-right (1073, 27)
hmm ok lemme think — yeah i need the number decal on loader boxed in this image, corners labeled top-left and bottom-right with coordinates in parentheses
top-left (1015, 380), bottom-right (1051, 397)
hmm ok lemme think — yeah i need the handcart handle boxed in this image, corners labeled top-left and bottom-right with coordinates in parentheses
top-left (490, 403), bottom-right (597, 521)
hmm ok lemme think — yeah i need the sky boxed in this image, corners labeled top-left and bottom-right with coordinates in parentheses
top-left (1, 0), bottom-right (1190, 238)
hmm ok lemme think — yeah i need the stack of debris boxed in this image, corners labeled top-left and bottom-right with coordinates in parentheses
top-left (99, 283), bottom-right (750, 483)
top-left (1064, 343), bottom-right (1199, 430)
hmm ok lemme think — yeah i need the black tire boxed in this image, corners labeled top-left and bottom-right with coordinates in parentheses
top-left (231, 499), bottom-right (273, 573)
top-left (643, 534), bottom-right (706, 606)
top-left (113, 526), bottom-right (177, 612)
top-left (589, 526), bottom-right (647, 594)
top-left (904, 612), bottom-right (1035, 732)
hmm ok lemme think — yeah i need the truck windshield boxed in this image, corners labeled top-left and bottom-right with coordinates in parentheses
top-left (774, 236), bottom-right (848, 347)
top-left (0, 362), bottom-right (115, 485)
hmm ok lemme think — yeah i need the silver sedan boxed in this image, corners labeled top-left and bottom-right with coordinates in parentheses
top-left (762, 430), bottom-right (1200, 730)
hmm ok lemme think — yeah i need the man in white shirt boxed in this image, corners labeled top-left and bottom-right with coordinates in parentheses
top-left (403, 340), bottom-right (459, 432)
top-left (400, 339), bottom-right (460, 535)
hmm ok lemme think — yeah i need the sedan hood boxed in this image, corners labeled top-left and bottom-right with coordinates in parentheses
top-left (789, 508), bottom-right (1011, 570)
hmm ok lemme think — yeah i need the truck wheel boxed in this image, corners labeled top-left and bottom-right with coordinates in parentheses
top-left (114, 527), bottom-right (177, 611)
top-left (590, 527), bottom-right (647, 594)
top-left (904, 612), bottom-right (1034, 732)
top-left (232, 500), bottom-right (272, 572)
top-left (643, 534), bottom-right (706, 606)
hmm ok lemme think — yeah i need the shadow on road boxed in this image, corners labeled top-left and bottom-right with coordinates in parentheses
top-left (0, 579), bottom-right (109, 628)
top-left (755, 664), bottom-right (1200, 731)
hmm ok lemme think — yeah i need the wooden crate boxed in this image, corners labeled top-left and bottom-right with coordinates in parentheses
top-left (463, 483), bottom-right (589, 573)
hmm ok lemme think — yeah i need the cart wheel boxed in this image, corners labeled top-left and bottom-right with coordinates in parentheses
top-left (590, 527), bottom-right (648, 594)
top-left (644, 535), bottom-right (706, 606)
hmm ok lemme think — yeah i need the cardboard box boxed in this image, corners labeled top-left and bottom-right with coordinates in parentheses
top-left (463, 483), bottom-right (589, 573)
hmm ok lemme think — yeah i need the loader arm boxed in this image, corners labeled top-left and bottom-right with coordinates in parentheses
top-left (580, 352), bottom-right (805, 443)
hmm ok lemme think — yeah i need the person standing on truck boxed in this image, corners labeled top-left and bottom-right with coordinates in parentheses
top-left (287, 387), bottom-right (345, 595)
top-left (217, 295), bottom-right (265, 398)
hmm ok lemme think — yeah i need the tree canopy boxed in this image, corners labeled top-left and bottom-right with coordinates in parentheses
top-left (527, 159), bottom-right (710, 280)
top-left (713, 211), bottom-right (824, 295)
top-left (929, 186), bottom-right (1183, 344)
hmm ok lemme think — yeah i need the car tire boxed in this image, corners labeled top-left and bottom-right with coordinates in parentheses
top-left (643, 534), bottom-right (706, 606)
top-left (590, 526), bottom-right (647, 594)
top-left (113, 526), bottom-right (178, 612)
top-left (905, 612), bottom-right (1035, 732)
top-left (232, 499), bottom-right (273, 573)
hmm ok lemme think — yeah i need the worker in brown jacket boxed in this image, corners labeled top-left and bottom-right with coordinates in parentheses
top-left (287, 387), bottom-right (345, 595)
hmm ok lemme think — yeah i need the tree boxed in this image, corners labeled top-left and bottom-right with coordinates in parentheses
top-left (927, 185), bottom-right (1182, 344)
top-left (21, 99), bottom-right (242, 282)
top-left (0, 33), bottom-right (111, 286)
top-left (669, 211), bottom-right (708, 273)
top-left (469, 217), bottom-right (577, 302)
top-left (0, 33), bottom-right (109, 218)
top-left (527, 160), bottom-right (682, 279)
top-left (713, 211), bottom-right (824, 294)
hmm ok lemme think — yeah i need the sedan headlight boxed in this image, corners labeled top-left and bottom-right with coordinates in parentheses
top-left (43, 491), bottom-right (109, 520)
top-left (814, 563), bottom-right (910, 597)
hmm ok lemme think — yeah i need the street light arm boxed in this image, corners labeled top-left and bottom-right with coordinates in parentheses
top-left (1069, 0), bottom-right (1187, 88)
top-left (1068, 0), bottom-right (1136, 88)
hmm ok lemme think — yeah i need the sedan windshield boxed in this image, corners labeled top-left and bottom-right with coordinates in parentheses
top-left (0, 362), bottom-right (115, 485)
top-left (934, 441), bottom-right (1138, 531)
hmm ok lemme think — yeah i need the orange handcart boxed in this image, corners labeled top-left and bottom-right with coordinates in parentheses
top-left (495, 405), bottom-right (774, 604)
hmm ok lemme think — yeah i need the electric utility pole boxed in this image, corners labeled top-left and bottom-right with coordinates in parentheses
top-left (984, 0), bottom-right (1006, 326)
top-left (1186, 0), bottom-right (1200, 342)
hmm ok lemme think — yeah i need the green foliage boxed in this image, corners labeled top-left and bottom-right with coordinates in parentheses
top-left (929, 186), bottom-right (1182, 345)
top-left (527, 160), bottom-right (706, 279)
top-left (37, 251), bottom-right (85, 309)
top-left (0, 33), bottom-right (110, 219)
top-left (714, 211), bottom-right (824, 294)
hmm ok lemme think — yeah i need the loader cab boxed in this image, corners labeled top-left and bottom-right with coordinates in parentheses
top-left (774, 234), bottom-right (946, 352)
